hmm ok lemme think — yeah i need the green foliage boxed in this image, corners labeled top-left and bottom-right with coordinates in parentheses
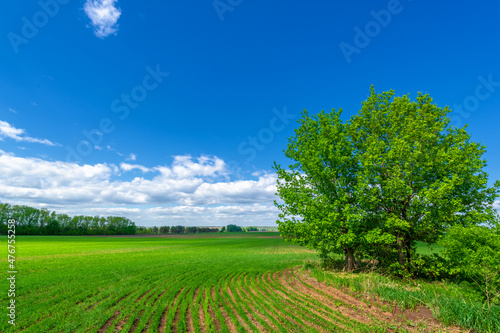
top-left (0, 202), bottom-right (137, 235)
top-left (170, 225), bottom-right (186, 234)
top-left (226, 224), bottom-right (243, 232)
top-left (159, 225), bottom-right (170, 234)
top-left (440, 224), bottom-right (500, 307)
top-left (274, 87), bottom-right (499, 274)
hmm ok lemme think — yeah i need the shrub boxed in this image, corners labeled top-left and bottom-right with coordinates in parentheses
top-left (440, 225), bottom-right (500, 308)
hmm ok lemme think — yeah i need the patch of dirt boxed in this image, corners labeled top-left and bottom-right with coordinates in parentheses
top-left (158, 287), bottom-right (185, 333)
top-left (295, 268), bottom-right (470, 332)
top-left (198, 289), bottom-right (207, 333)
top-left (250, 272), bottom-right (325, 332)
top-left (206, 287), bottom-right (222, 332)
top-left (135, 290), bottom-right (153, 303)
top-left (230, 274), bottom-right (270, 332)
top-left (142, 289), bottom-right (169, 332)
top-left (186, 289), bottom-right (195, 333)
top-left (130, 309), bottom-right (144, 332)
top-left (263, 271), bottom-right (348, 331)
top-left (98, 311), bottom-right (119, 333)
top-left (235, 273), bottom-right (279, 331)
top-left (114, 315), bottom-right (129, 331)
top-left (218, 285), bottom-right (249, 333)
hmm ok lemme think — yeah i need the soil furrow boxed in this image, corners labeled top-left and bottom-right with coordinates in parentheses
top-left (207, 287), bottom-right (222, 332)
top-left (244, 273), bottom-right (312, 332)
top-left (219, 286), bottom-right (251, 332)
top-left (227, 274), bottom-right (267, 332)
top-left (261, 271), bottom-right (348, 332)
top-left (278, 269), bottom-right (372, 326)
top-left (130, 309), bottom-right (145, 332)
top-left (294, 268), bottom-right (395, 323)
top-left (235, 273), bottom-right (279, 332)
top-left (98, 311), bottom-right (120, 333)
top-left (158, 287), bottom-right (186, 333)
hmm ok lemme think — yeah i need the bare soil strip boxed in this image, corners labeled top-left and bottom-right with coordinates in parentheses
top-left (172, 287), bottom-right (191, 333)
top-left (262, 271), bottom-right (347, 331)
top-left (219, 286), bottom-right (251, 332)
top-left (235, 273), bottom-right (280, 332)
top-left (135, 289), bottom-right (153, 303)
top-left (244, 273), bottom-right (312, 332)
top-left (198, 289), bottom-right (207, 333)
top-left (294, 268), bottom-right (394, 323)
top-left (141, 288), bottom-right (172, 332)
top-left (114, 315), bottom-right (130, 332)
top-left (185, 288), bottom-right (196, 333)
top-left (130, 309), bottom-right (145, 332)
top-left (292, 268), bottom-right (466, 332)
top-left (281, 269), bottom-right (372, 326)
top-left (228, 274), bottom-right (268, 332)
top-left (207, 287), bottom-right (222, 332)
top-left (158, 287), bottom-right (185, 333)
top-left (98, 311), bottom-right (120, 333)
top-left (297, 269), bottom-right (468, 332)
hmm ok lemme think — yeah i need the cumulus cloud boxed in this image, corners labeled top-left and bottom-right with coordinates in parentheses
top-left (0, 120), bottom-right (58, 146)
top-left (0, 152), bottom-right (279, 226)
top-left (84, 0), bottom-right (121, 38)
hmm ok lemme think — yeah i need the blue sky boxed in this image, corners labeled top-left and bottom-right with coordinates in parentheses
top-left (0, 0), bottom-right (499, 226)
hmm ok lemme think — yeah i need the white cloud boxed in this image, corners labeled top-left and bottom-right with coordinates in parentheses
top-left (84, 0), bottom-right (121, 38)
top-left (126, 153), bottom-right (136, 161)
top-left (120, 162), bottom-right (151, 173)
top-left (0, 152), bottom-right (279, 226)
top-left (8, 108), bottom-right (17, 113)
top-left (0, 120), bottom-right (58, 146)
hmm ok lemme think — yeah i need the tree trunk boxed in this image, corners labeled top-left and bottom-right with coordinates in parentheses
top-left (396, 235), bottom-right (405, 267)
top-left (344, 247), bottom-right (356, 272)
top-left (405, 239), bottom-right (412, 266)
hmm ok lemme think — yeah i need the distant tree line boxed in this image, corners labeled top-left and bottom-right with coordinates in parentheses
top-left (219, 225), bottom-right (266, 232)
top-left (136, 225), bottom-right (220, 234)
top-left (0, 203), bottom-right (136, 235)
top-left (0, 203), bottom-right (272, 236)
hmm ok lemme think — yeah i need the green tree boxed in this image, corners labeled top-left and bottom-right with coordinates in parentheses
top-left (274, 107), bottom-right (363, 271)
top-left (226, 224), bottom-right (242, 232)
top-left (440, 224), bottom-right (500, 307)
top-left (159, 226), bottom-right (170, 234)
top-left (274, 87), bottom-right (499, 273)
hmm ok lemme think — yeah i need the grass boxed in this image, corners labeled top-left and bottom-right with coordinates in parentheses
top-left (0, 232), bottom-right (478, 332)
top-left (307, 266), bottom-right (500, 332)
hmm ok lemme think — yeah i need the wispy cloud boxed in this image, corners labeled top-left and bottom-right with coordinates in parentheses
top-left (126, 153), bottom-right (136, 161)
top-left (8, 108), bottom-right (17, 113)
top-left (0, 120), bottom-right (59, 146)
top-left (120, 162), bottom-right (151, 173)
top-left (106, 145), bottom-right (124, 156)
top-left (84, 0), bottom-right (121, 38)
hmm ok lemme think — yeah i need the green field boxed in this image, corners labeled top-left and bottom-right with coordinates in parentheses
top-left (2, 233), bottom-right (458, 332)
